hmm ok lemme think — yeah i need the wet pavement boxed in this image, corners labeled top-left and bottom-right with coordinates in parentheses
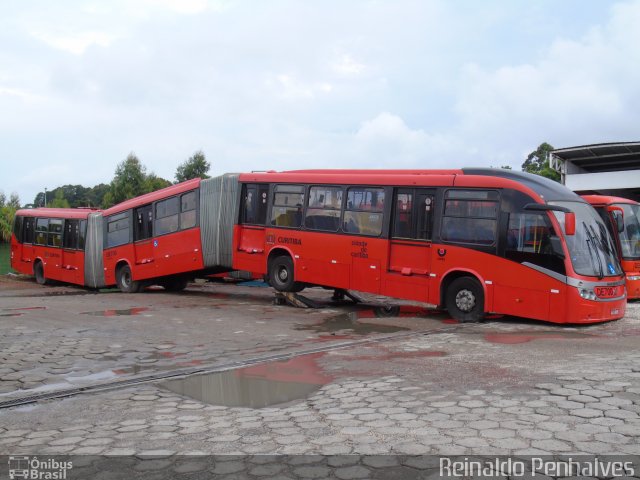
top-left (0, 275), bottom-right (640, 465)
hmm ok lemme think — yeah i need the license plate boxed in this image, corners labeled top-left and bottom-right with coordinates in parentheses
top-left (611, 309), bottom-right (619, 315)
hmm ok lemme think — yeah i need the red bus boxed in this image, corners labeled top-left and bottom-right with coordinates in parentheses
top-left (101, 178), bottom-right (205, 292)
top-left (233, 168), bottom-right (626, 324)
top-left (101, 175), bottom-right (238, 292)
top-left (11, 175), bottom-right (239, 291)
top-left (582, 195), bottom-right (640, 300)
top-left (10, 208), bottom-right (97, 286)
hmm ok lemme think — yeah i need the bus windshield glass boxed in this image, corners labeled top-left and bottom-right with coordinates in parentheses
top-left (616, 203), bottom-right (640, 259)
top-left (550, 201), bottom-right (622, 278)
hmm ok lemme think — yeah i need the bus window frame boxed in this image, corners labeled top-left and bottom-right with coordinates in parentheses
top-left (342, 186), bottom-right (386, 238)
top-left (441, 188), bottom-right (500, 247)
top-left (34, 218), bottom-right (49, 246)
top-left (270, 184), bottom-right (306, 229)
top-left (105, 211), bottom-right (131, 248)
top-left (304, 185), bottom-right (344, 233)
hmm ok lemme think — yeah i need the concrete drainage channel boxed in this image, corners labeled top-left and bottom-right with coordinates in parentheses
top-left (0, 323), bottom-right (462, 410)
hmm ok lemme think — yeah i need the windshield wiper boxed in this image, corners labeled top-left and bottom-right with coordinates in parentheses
top-left (583, 222), bottom-right (604, 279)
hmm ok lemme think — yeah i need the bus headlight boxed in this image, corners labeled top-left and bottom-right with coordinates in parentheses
top-left (579, 289), bottom-right (597, 300)
top-left (627, 275), bottom-right (640, 281)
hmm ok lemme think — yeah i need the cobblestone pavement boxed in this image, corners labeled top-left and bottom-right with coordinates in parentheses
top-left (1, 276), bottom-right (640, 465)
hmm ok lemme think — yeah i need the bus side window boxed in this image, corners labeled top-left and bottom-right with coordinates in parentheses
top-left (344, 187), bottom-right (385, 236)
top-left (441, 190), bottom-right (498, 245)
top-left (180, 191), bottom-right (197, 230)
top-left (106, 212), bottom-right (130, 248)
top-left (13, 215), bottom-right (24, 243)
top-left (48, 219), bottom-right (63, 247)
top-left (79, 220), bottom-right (87, 250)
top-left (35, 218), bottom-right (48, 245)
top-left (155, 197), bottom-right (180, 235)
top-left (392, 192), bottom-right (413, 238)
top-left (305, 186), bottom-right (342, 232)
top-left (23, 217), bottom-right (35, 244)
top-left (270, 185), bottom-right (305, 228)
top-left (506, 211), bottom-right (565, 274)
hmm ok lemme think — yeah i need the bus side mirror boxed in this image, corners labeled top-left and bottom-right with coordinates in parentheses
top-left (607, 206), bottom-right (625, 233)
top-left (565, 212), bottom-right (576, 236)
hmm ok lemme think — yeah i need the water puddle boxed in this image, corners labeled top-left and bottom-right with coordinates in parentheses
top-left (484, 331), bottom-right (597, 344)
top-left (81, 307), bottom-right (149, 317)
top-left (0, 313), bottom-right (23, 317)
top-left (159, 352), bottom-right (332, 408)
top-left (343, 347), bottom-right (447, 361)
top-left (2, 306), bottom-right (47, 312)
top-left (296, 309), bottom-right (414, 336)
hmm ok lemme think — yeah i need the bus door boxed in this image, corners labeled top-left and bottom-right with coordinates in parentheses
top-left (236, 183), bottom-right (270, 272)
top-left (20, 217), bottom-right (35, 266)
top-left (385, 189), bottom-right (435, 303)
top-left (133, 205), bottom-right (155, 278)
top-left (62, 219), bottom-right (83, 284)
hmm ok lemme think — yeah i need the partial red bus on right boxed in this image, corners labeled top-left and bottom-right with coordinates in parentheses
top-left (582, 195), bottom-right (640, 300)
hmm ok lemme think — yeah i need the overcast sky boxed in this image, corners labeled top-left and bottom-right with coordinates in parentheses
top-left (1, 0), bottom-right (639, 205)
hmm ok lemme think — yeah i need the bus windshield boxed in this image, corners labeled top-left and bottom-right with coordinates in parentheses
top-left (550, 201), bottom-right (622, 278)
top-left (616, 203), bottom-right (640, 259)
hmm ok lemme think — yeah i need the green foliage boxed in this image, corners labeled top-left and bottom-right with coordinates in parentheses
top-left (522, 142), bottom-right (561, 182)
top-left (0, 191), bottom-right (20, 242)
top-left (175, 150), bottom-right (210, 183)
top-left (49, 190), bottom-right (70, 208)
top-left (144, 173), bottom-right (172, 193)
top-left (103, 153), bottom-right (172, 207)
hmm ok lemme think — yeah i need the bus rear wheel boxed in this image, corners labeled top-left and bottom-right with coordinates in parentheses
top-left (164, 276), bottom-right (189, 292)
top-left (268, 255), bottom-right (305, 293)
top-left (116, 265), bottom-right (140, 293)
top-left (445, 276), bottom-right (484, 323)
top-left (34, 261), bottom-right (47, 285)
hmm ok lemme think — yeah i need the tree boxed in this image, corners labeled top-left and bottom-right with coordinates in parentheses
top-left (522, 142), bottom-right (560, 182)
top-left (49, 190), bottom-right (70, 208)
top-left (0, 191), bottom-right (19, 242)
top-left (105, 153), bottom-right (148, 206)
top-left (144, 173), bottom-right (172, 193)
top-left (175, 150), bottom-right (210, 183)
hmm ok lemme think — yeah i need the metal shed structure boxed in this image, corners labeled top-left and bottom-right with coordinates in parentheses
top-left (549, 142), bottom-right (640, 201)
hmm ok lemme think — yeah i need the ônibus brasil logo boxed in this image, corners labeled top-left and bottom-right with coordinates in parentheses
top-left (8, 456), bottom-right (72, 480)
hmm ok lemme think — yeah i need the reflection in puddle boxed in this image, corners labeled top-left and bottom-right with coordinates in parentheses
top-left (2, 306), bottom-right (47, 312)
top-left (159, 352), bottom-right (332, 408)
top-left (297, 310), bottom-right (413, 336)
top-left (0, 313), bottom-right (23, 317)
top-left (82, 307), bottom-right (149, 317)
top-left (484, 331), bottom-right (596, 344)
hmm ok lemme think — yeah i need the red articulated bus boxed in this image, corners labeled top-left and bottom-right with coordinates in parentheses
top-left (10, 208), bottom-right (96, 286)
top-left (102, 178), bottom-right (204, 292)
top-left (11, 174), bottom-right (239, 292)
top-left (233, 168), bottom-right (626, 324)
top-left (582, 195), bottom-right (640, 300)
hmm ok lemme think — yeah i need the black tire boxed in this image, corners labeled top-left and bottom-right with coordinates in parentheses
top-left (268, 255), bottom-right (305, 292)
top-left (34, 261), bottom-right (47, 285)
top-left (116, 265), bottom-right (140, 293)
top-left (164, 277), bottom-right (189, 292)
top-left (445, 276), bottom-right (485, 323)
top-left (375, 305), bottom-right (401, 317)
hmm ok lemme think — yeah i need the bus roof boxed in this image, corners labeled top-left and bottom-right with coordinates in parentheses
top-left (239, 168), bottom-right (581, 203)
top-left (582, 194), bottom-right (639, 206)
top-left (103, 178), bottom-right (201, 216)
top-left (15, 208), bottom-right (96, 219)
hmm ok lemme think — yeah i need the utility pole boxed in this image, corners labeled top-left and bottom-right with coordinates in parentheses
top-left (44, 188), bottom-right (47, 207)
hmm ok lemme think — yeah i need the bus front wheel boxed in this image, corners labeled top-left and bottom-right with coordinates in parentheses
top-left (268, 255), bottom-right (305, 293)
top-left (116, 265), bottom-right (140, 293)
top-left (34, 261), bottom-right (47, 285)
top-left (445, 276), bottom-right (484, 323)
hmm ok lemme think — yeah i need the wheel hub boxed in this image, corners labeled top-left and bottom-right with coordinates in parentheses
top-left (278, 267), bottom-right (288, 282)
top-left (455, 289), bottom-right (476, 312)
